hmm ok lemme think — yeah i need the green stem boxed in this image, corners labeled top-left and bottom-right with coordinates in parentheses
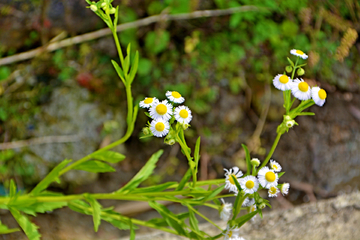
top-left (257, 132), bottom-right (282, 173)
top-left (187, 204), bottom-right (223, 231)
top-left (112, 28), bottom-right (124, 67)
top-left (175, 135), bottom-right (196, 188)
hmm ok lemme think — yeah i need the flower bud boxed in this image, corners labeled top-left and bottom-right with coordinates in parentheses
top-left (284, 115), bottom-right (292, 121)
top-left (101, 2), bottom-right (106, 8)
top-left (164, 138), bottom-right (176, 145)
top-left (297, 68), bottom-right (305, 76)
top-left (285, 66), bottom-right (293, 73)
top-left (109, 7), bottom-right (116, 14)
top-left (142, 127), bottom-right (151, 135)
top-left (251, 158), bottom-right (260, 167)
top-left (259, 203), bottom-right (267, 209)
top-left (286, 120), bottom-right (295, 128)
top-left (90, 5), bottom-right (98, 12)
top-left (181, 123), bottom-right (190, 130)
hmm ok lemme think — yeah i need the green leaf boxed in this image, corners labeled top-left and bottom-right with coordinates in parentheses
top-left (68, 200), bottom-right (92, 215)
top-left (242, 144), bottom-right (251, 175)
top-left (297, 112), bottom-right (315, 116)
top-left (111, 60), bottom-right (126, 84)
top-left (176, 168), bottom-right (192, 191)
top-left (188, 208), bottom-right (199, 232)
top-left (84, 194), bottom-right (102, 232)
top-left (0, 220), bottom-right (20, 234)
top-left (148, 201), bottom-right (188, 236)
top-left (278, 172), bottom-right (285, 178)
top-left (90, 151), bottom-right (126, 163)
top-left (117, 150), bottom-right (163, 193)
top-left (194, 137), bottom-right (201, 175)
top-left (9, 207), bottom-right (41, 240)
top-left (18, 201), bottom-right (68, 217)
top-left (123, 55), bottom-right (130, 75)
top-left (73, 160), bottom-right (115, 173)
top-left (31, 159), bottom-right (72, 195)
top-left (101, 208), bottom-right (132, 230)
top-left (230, 210), bottom-right (259, 228)
top-left (9, 179), bottom-right (16, 198)
top-left (128, 51), bottom-right (139, 84)
top-left (200, 185), bottom-right (225, 203)
top-left (287, 57), bottom-right (294, 67)
top-left (114, 6), bottom-right (119, 26)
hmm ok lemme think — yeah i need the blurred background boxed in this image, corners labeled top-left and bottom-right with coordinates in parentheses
top-left (0, 0), bottom-right (359, 239)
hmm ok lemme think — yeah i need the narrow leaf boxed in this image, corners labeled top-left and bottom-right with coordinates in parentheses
top-left (201, 185), bottom-right (225, 203)
top-left (129, 220), bottom-right (135, 240)
top-left (90, 150), bottom-right (126, 163)
top-left (9, 179), bottom-right (16, 198)
top-left (230, 210), bottom-right (259, 228)
top-left (194, 137), bottom-right (201, 174)
top-left (117, 150), bottom-right (163, 193)
top-left (242, 144), bottom-right (251, 175)
top-left (113, 6), bottom-right (119, 26)
top-left (176, 168), bottom-right (192, 191)
top-left (111, 60), bottom-right (125, 84)
top-left (188, 208), bottom-right (199, 232)
top-left (9, 207), bottom-right (41, 240)
top-left (101, 208), bottom-right (132, 230)
top-left (287, 57), bottom-right (294, 67)
top-left (31, 159), bottom-right (72, 195)
top-left (129, 182), bottom-right (176, 194)
top-left (123, 55), bottom-right (130, 75)
top-left (0, 220), bottom-right (20, 234)
top-left (128, 51), bottom-right (139, 84)
top-left (84, 194), bottom-right (102, 232)
top-left (73, 160), bottom-right (115, 173)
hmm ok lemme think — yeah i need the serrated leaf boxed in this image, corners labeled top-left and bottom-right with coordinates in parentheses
top-left (242, 144), bottom-right (251, 175)
top-left (90, 151), bottom-right (126, 163)
top-left (9, 207), bottom-right (41, 240)
top-left (0, 220), bottom-right (20, 234)
top-left (73, 160), bottom-right (115, 173)
top-left (19, 201), bottom-right (68, 216)
top-left (117, 150), bottom-right (163, 193)
top-left (31, 159), bottom-right (72, 196)
top-left (84, 194), bottom-right (102, 232)
top-left (68, 200), bottom-right (92, 215)
top-left (111, 60), bottom-right (125, 84)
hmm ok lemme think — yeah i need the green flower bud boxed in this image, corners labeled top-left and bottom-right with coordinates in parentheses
top-left (109, 7), bottom-right (116, 14)
top-left (251, 158), bottom-right (260, 167)
top-left (142, 127), bottom-right (151, 135)
top-left (284, 115), bottom-right (292, 122)
top-left (164, 138), bottom-right (176, 145)
top-left (286, 120), bottom-right (296, 128)
top-left (297, 68), bottom-right (305, 76)
top-left (90, 5), bottom-right (98, 12)
top-left (101, 2), bottom-right (106, 8)
top-left (285, 66), bottom-right (293, 73)
top-left (182, 123), bottom-right (190, 130)
top-left (259, 203), bottom-right (267, 209)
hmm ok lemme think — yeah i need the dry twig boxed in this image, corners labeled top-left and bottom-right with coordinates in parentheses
top-left (0, 6), bottom-right (259, 66)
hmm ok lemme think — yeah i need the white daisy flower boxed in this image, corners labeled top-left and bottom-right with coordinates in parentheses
top-left (166, 91), bottom-right (185, 103)
top-left (150, 119), bottom-right (170, 137)
top-left (290, 49), bottom-right (308, 59)
top-left (269, 159), bottom-right (282, 172)
top-left (281, 183), bottom-right (290, 196)
top-left (239, 176), bottom-right (259, 195)
top-left (291, 78), bottom-right (311, 100)
top-left (174, 105), bottom-right (192, 124)
top-left (139, 97), bottom-right (158, 108)
top-left (149, 100), bottom-right (173, 121)
top-left (223, 225), bottom-right (240, 240)
top-left (257, 167), bottom-right (279, 189)
top-left (311, 86), bottom-right (327, 107)
top-left (272, 74), bottom-right (292, 91)
top-left (220, 198), bottom-right (232, 221)
top-left (242, 197), bottom-right (255, 207)
top-left (268, 186), bottom-right (280, 197)
top-left (224, 167), bottom-right (243, 193)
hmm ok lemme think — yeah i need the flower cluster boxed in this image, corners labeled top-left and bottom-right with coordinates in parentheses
top-left (139, 91), bottom-right (192, 138)
top-left (222, 158), bottom-right (290, 222)
top-left (273, 49), bottom-right (327, 107)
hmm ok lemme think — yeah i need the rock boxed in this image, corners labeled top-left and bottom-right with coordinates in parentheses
top-left (25, 82), bottom-right (125, 185)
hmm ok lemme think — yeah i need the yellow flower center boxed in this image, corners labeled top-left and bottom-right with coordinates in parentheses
top-left (171, 91), bottom-right (181, 99)
top-left (245, 180), bottom-right (254, 189)
top-left (229, 174), bottom-right (236, 185)
top-left (265, 171), bottom-right (276, 182)
top-left (269, 186), bottom-right (277, 195)
top-left (156, 104), bottom-right (167, 115)
top-left (296, 50), bottom-right (304, 55)
top-left (179, 109), bottom-right (188, 118)
top-left (318, 89), bottom-right (327, 100)
top-left (279, 75), bottom-right (289, 84)
top-left (227, 231), bottom-right (233, 237)
top-left (155, 122), bottom-right (165, 131)
top-left (144, 98), bottom-right (153, 104)
top-left (272, 164), bottom-right (278, 170)
top-left (298, 82), bottom-right (309, 92)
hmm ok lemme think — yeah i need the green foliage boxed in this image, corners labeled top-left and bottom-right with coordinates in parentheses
top-left (0, 220), bottom-right (20, 234)
top-left (9, 207), bottom-right (41, 240)
top-left (73, 160), bottom-right (115, 173)
top-left (84, 194), bottom-right (102, 232)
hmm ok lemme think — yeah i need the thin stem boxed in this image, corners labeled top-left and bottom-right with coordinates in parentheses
top-left (257, 132), bottom-right (282, 173)
top-left (187, 204), bottom-right (223, 231)
top-left (112, 29), bottom-right (124, 67)
top-left (175, 135), bottom-right (196, 187)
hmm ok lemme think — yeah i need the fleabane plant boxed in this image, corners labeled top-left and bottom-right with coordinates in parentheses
top-left (0, 0), bottom-right (328, 238)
